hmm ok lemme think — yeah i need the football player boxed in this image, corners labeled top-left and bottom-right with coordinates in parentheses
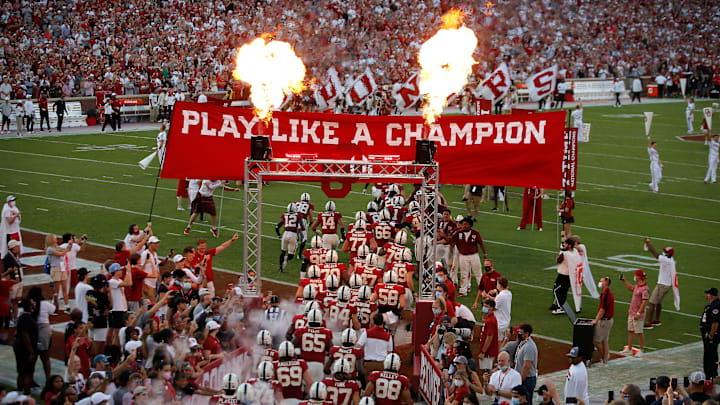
top-left (298, 382), bottom-right (333, 405)
top-left (356, 252), bottom-right (383, 289)
top-left (318, 274), bottom-right (340, 309)
top-left (286, 300), bottom-right (325, 341)
top-left (276, 203), bottom-right (300, 272)
top-left (273, 341), bottom-right (314, 401)
top-left (326, 328), bottom-right (365, 383)
top-left (296, 265), bottom-right (326, 300)
top-left (301, 235), bottom-right (328, 279)
top-left (389, 247), bottom-right (416, 307)
top-left (372, 270), bottom-right (406, 328)
top-left (366, 201), bottom-right (380, 225)
top-left (234, 383), bottom-right (256, 404)
top-left (311, 201), bottom-right (345, 250)
top-left (293, 308), bottom-right (333, 382)
top-left (348, 273), bottom-right (364, 301)
top-left (256, 329), bottom-right (278, 362)
top-left (319, 250), bottom-right (347, 282)
top-left (246, 361), bottom-right (284, 405)
top-left (364, 353), bottom-right (412, 405)
top-left (294, 192), bottom-right (315, 255)
top-left (349, 244), bottom-right (370, 273)
top-left (322, 359), bottom-right (361, 405)
top-left (209, 373), bottom-right (239, 404)
top-left (350, 285), bottom-right (378, 332)
top-left (382, 230), bottom-right (407, 270)
top-left (342, 219), bottom-right (377, 259)
top-left (326, 285), bottom-right (353, 331)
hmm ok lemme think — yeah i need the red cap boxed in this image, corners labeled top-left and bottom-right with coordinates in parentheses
top-left (662, 247), bottom-right (674, 256)
top-left (634, 269), bottom-right (647, 280)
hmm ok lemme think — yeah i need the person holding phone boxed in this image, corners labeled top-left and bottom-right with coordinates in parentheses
top-left (701, 287), bottom-right (720, 378)
top-left (648, 376), bottom-right (671, 405)
top-left (564, 347), bottom-right (588, 405)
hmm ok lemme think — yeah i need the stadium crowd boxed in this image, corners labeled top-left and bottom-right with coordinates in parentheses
top-left (0, 0), bottom-right (719, 102)
top-left (1, 184), bottom-right (719, 405)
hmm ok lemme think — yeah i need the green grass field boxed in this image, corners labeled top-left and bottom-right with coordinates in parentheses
top-left (1, 99), bottom-right (718, 354)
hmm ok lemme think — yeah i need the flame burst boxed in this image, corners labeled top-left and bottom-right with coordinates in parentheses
top-left (233, 37), bottom-right (306, 122)
top-left (418, 8), bottom-right (478, 125)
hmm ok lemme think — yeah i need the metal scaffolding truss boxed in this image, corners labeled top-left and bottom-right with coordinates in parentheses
top-left (242, 158), bottom-right (439, 301)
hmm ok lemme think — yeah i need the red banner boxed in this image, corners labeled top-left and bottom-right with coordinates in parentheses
top-left (162, 102), bottom-right (570, 189)
top-left (563, 128), bottom-right (578, 190)
top-left (418, 345), bottom-right (445, 405)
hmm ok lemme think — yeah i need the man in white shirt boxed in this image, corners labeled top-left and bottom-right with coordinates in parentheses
top-left (23, 95), bottom-right (34, 132)
top-left (197, 92), bottom-right (208, 103)
top-left (642, 238), bottom-right (676, 329)
top-left (705, 134), bottom-right (719, 183)
top-left (631, 77), bottom-right (642, 103)
top-left (156, 124), bottom-right (167, 166)
top-left (552, 238), bottom-right (580, 314)
top-left (74, 268), bottom-right (93, 323)
top-left (647, 136), bottom-right (663, 193)
top-left (0, 195), bottom-right (21, 257)
top-left (485, 351), bottom-right (522, 405)
top-left (570, 102), bottom-right (583, 134)
top-left (493, 277), bottom-right (512, 345)
top-left (140, 236), bottom-right (162, 300)
top-left (613, 78), bottom-right (625, 108)
top-left (564, 347), bottom-right (589, 405)
top-left (655, 74), bottom-right (667, 98)
top-left (686, 98), bottom-right (695, 134)
top-left (107, 262), bottom-right (132, 346)
top-left (185, 179), bottom-right (224, 238)
top-left (149, 89), bottom-right (159, 122)
top-left (556, 80), bottom-right (567, 109)
top-left (158, 89), bottom-right (167, 121)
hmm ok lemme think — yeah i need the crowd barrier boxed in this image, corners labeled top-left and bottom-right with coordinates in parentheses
top-left (418, 345), bottom-right (446, 405)
top-left (186, 347), bottom-right (249, 405)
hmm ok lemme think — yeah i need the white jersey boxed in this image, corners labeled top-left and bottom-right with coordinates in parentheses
top-left (648, 147), bottom-right (659, 164)
top-left (709, 140), bottom-right (719, 160)
top-left (571, 108), bottom-right (583, 128)
top-left (657, 254), bottom-right (675, 286)
top-left (156, 131), bottom-right (167, 151)
top-left (564, 362), bottom-right (589, 405)
top-left (687, 102), bottom-right (695, 119)
top-left (199, 180), bottom-right (222, 197)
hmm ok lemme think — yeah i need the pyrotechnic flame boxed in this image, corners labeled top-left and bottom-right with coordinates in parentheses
top-left (233, 37), bottom-right (306, 122)
top-left (418, 8), bottom-right (478, 125)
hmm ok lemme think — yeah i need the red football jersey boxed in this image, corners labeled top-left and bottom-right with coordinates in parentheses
top-left (402, 212), bottom-right (423, 235)
top-left (326, 299), bottom-right (352, 330)
top-left (292, 313), bottom-right (327, 331)
top-left (390, 262), bottom-right (416, 288)
top-left (368, 371), bottom-right (410, 405)
top-left (328, 346), bottom-right (365, 379)
top-left (383, 242), bottom-right (404, 269)
top-left (319, 263), bottom-right (345, 281)
top-left (299, 277), bottom-right (327, 294)
top-left (374, 283), bottom-right (406, 308)
top-left (349, 255), bottom-right (365, 270)
top-left (263, 348), bottom-right (279, 362)
top-left (294, 201), bottom-right (315, 221)
top-left (394, 207), bottom-right (408, 223)
top-left (208, 395), bottom-right (239, 404)
top-left (281, 213), bottom-right (300, 232)
top-left (371, 221), bottom-right (395, 248)
top-left (294, 327), bottom-right (333, 363)
top-left (272, 359), bottom-right (308, 399)
top-left (318, 212), bottom-right (343, 234)
top-left (355, 265), bottom-right (383, 288)
top-left (349, 300), bottom-right (378, 329)
top-left (303, 248), bottom-right (329, 266)
top-left (322, 377), bottom-right (361, 405)
top-left (346, 229), bottom-right (374, 257)
top-left (246, 378), bottom-right (283, 404)
top-left (438, 219), bottom-right (457, 243)
top-left (367, 211), bottom-right (380, 225)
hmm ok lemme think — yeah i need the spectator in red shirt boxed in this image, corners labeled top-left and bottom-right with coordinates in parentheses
top-left (203, 320), bottom-right (223, 360)
top-left (591, 277), bottom-right (615, 364)
top-left (0, 271), bottom-right (15, 343)
top-left (478, 299), bottom-right (499, 371)
top-left (436, 266), bottom-right (457, 305)
top-left (558, 190), bottom-right (575, 238)
top-left (41, 375), bottom-right (63, 405)
top-left (38, 93), bottom-right (51, 132)
top-left (473, 259), bottom-right (502, 310)
top-left (126, 253), bottom-right (148, 312)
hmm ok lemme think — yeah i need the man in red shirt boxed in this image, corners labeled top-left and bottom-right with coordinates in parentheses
top-left (364, 353), bottom-right (412, 405)
top-left (125, 253), bottom-right (147, 312)
top-left (341, 219), bottom-right (377, 259)
top-left (437, 209), bottom-right (456, 273)
top-left (372, 270), bottom-right (406, 318)
top-left (478, 299), bottom-right (499, 371)
top-left (203, 320), bottom-right (223, 361)
top-left (311, 201), bottom-right (345, 250)
top-left (273, 341), bottom-right (314, 401)
top-left (301, 236), bottom-right (328, 279)
top-left (472, 259), bottom-right (502, 310)
top-left (322, 359), bottom-right (361, 405)
top-left (293, 309), bottom-right (333, 382)
top-left (451, 218), bottom-right (487, 297)
top-left (192, 233), bottom-right (238, 296)
top-left (590, 276), bottom-right (614, 364)
top-left (325, 329), bottom-right (364, 381)
top-left (38, 93), bottom-right (51, 131)
top-left (350, 286), bottom-right (378, 331)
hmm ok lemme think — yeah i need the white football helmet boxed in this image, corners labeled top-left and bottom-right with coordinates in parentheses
top-left (307, 308), bottom-right (323, 325)
top-left (355, 218), bottom-right (368, 231)
top-left (311, 235), bottom-right (323, 249)
top-left (304, 300), bottom-right (321, 315)
top-left (287, 203), bottom-right (298, 213)
top-left (359, 397), bottom-right (376, 405)
top-left (358, 285), bottom-right (373, 301)
top-left (325, 250), bottom-right (339, 263)
top-left (309, 382), bottom-right (328, 401)
top-left (235, 383), bottom-right (256, 401)
top-left (384, 352), bottom-right (401, 372)
top-left (222, 373), bottom-right (240, 392)
top-left (383, 270), bottom-right (399, 284)
top-left (365, 253), bottom-right (379, 268)
top-left (356, 244), bottom-right (370, 259)
top-left (336, 285), bottom-right (351, 302)
top-left (325, 274), bottom-right (340, 290)
top-left (349, 273), bottom-right (364, 289)
top-left (379, 208), bottom-right (392, 221)
top-left (257, 361), bottom-right (274, 381)
top-left (325, 201), bottom-right (336, 212)
top-left (307, 265), bottom-right (322, 279)
top-left (256, 330), bottom-right (272, 346)
top-left (409, 200), bottom-right (421, 213)
top-left (388, 184), bottom-right (400, 195)
top-left (300, 192), bottom-right (311, 202)
top-left (393, 196), bottom-right (405, 207)
top-left (332, 358), bottom-right (353, 377)
top-left (401, 247), bottom-right (413, 262)
top-left (302, 284), bottom-right (318, 300)
top-left (278, 341), bottom-right (295, 359)
top-left (367, 201), bottom-right (378, 212)
top-left (355, 211), bottom-right (367, 221)
top-left (341, 328), bottom-right (357, 346)
top-left (455, 214), bottom-right (464, 222)
top-left (394, 230), bottom-right (408, 245)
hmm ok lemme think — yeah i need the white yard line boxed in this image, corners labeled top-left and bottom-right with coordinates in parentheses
top-left (580, 181), bottom-right (720, 203)
top-left (583, 152), bottom-right (707, 168)
top-left (683, 333), bottom-right (702, 338)
top-left (580, 164), bottom-right (704, 183)
top-left (0, 149), bottom-right (159, 169)
top-left (658, 338), bottom-right (685, 345)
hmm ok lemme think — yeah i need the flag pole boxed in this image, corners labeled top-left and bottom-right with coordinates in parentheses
top-left (217, 185), bottom-right (226, 238)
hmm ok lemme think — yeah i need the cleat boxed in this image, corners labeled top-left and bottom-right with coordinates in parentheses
top-left (184, 227), bottom-right (190, 235)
